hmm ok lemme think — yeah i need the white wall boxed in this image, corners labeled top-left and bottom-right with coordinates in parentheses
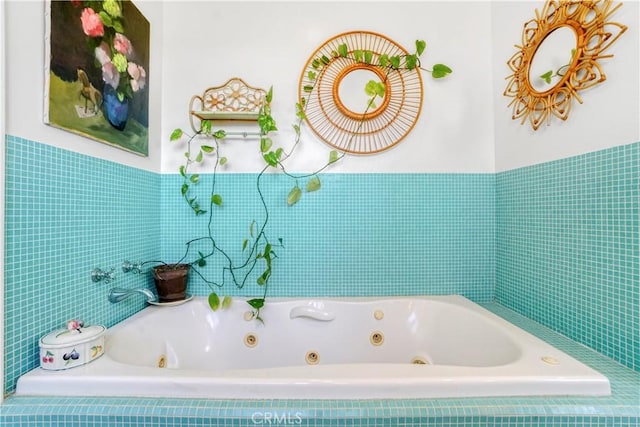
top-left (4, 0), bottom-right (164, 172)
top-left (492, 0), bottom-right (640, 172)
top-left (161, 1), bottom-right (496, 173)
top-left (5, 0), bottom-right (638, 174)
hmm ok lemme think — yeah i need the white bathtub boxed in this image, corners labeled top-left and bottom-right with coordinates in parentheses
top-left (16, 295), bottom-right (610, 399)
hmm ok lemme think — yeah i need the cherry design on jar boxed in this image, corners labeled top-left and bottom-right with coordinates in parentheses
top-left (42, 350), bottom-right (55, 364)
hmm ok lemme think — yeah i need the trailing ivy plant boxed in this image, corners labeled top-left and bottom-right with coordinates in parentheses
top-left (539, 49), bottom-right (575, 84)
top-left (130, 38), bottom-right (450, 323)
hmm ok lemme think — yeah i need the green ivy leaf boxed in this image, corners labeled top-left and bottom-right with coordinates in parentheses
top-left (303, 85), bottom-right (314, 93)
top-left (179, 165), bottom-right (186, 177)
top-left (266, 86), bottom-right (273, 103)
top-left (307, 71), bottom-right (317, 81)
top-left (195, 151), bottom-right (203, 163)
top-left (374, 82), bottom-right (385, 97)
top-left (306, 176), bottom-right (321, 192)
top-left (257, 269), bottom-right (270, 285)
top-left (211, 194), bottom-right (223, 206)
top-left (365, 80), bottom-right (378, 97)
top-left (213, 130), bottom-right (226, 139)
top-left (247, 298), bottom-right (264, 310)
top-left (416, 40), bottom-right (427, 56)
top-left (200, 120), bottom-right (212, 135)
top-left (263, 151), bottom-right (279, 167)
top-left (222, 296), bottom-right (232, 309)
top-left (219, 157), bottom-right (228, 166)
top-left (242, 239), bottom-right (249, 251)
top-left (329, 150), bottom-right (339, 164)
top-left (197, 251), bottom-right (206, 267)
top-left (170, 129), bottom-right (183, 141)
top-left (293, 124), bottom-right (301, 136)
top-left (390, 56), bottom-right (401, 69)
top-left (406, 54), bottom-right (418, 70)
top-left (260, 137), bottom-right (273, 153)
top-left (190, 174), bottom-right (199, 184)
top-left (258, 113), bottom-right (278, 133)
top-left (264, 243), bottom-right (272, 258)
top-left (379, 54), bottom-right (389, 67)
top-left (540, 70), bottom-right (553, 84)
top-left (354, 50), bottom-right (363, 62)
top-left (208, 292), bottom-right (220, 311)
top-left (287, 186), bottom-right (302, 206)
top-left (364, 50), bottom-right (373, 64)
top-left (338, 43), bottom-right (348, 57)
top-left (181, 184), bottom-right (188, 195)
top-left (201, 145), bottom-right (214, 153)
top-left (432, 64), bottom-right (452, 78)
top-left (250, 220), bottom-right (255, 238)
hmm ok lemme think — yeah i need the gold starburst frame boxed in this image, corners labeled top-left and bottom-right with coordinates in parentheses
top-left (504, 0), bottom-right (627, 130)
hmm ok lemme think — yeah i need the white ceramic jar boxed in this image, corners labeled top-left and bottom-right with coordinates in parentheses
top-left (39, 324), bottom-right (106, 370)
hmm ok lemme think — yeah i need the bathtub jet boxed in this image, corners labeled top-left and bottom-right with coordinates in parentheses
top-left (16, 295), bottom-right (611, 399)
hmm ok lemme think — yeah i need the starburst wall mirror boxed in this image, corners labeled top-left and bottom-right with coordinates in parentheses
top-left (504, 0), bottom-right (627, 130)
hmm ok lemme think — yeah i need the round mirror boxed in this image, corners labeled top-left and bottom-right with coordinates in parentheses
top-left (336, 68), bottom-right (386, 116)
top-left (528, 25), bottom-right (578, 93)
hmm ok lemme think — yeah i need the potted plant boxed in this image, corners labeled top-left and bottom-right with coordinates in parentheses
top-left (151, 263), bottom-right (190, 302)
top-left (125, 37), bottom-right (451, 321)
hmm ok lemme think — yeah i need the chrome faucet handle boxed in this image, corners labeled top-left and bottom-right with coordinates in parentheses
top-left (91, 268), bottom-right (115, 283)
top-left (122, 260), bottom-right (142, 274)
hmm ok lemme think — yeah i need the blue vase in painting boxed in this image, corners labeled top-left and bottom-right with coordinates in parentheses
top-left (102, 85), bottom-right (129, 131)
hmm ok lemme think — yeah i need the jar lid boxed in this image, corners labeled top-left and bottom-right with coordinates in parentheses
top-left (40, 325), bottom-right (106, 349)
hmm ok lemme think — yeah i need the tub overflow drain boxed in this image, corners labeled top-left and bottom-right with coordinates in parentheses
top-left (244, 333), bottom-right (258, 348)
top-left (411, 356), bottom-right (430, 365)
top-left (370, 331), bottom-right (384, 346)
top-left (306, 351), bottom-right (320, 365)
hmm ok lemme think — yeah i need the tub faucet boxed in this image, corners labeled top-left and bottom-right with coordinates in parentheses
top-left (108, 287), bottom-right (157, 304)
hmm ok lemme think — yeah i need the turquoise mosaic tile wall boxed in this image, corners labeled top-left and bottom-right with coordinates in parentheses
top-left (3, 135), bottom-right (161, 394)
top-left (496, 142), bottom-right (639, 372)
top-left (158, 173), bottom-right (496, 301)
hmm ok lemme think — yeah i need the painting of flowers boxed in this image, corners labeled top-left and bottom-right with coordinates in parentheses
top-left (44, 0), bottom-right (150, 156)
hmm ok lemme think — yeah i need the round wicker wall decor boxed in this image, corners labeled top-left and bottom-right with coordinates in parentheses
top-left (298, 31), bottom-right (423, 154)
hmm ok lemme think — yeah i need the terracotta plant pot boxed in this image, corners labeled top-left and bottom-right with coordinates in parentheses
top-left (152, 264), bottom-right (190, 302)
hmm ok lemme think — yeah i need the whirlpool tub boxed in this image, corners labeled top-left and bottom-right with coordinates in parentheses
top-left (16, 295), bottom-right (610, 399)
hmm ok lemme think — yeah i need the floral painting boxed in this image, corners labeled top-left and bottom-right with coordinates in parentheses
top-left (44, 0), bottom-right (149, 156)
